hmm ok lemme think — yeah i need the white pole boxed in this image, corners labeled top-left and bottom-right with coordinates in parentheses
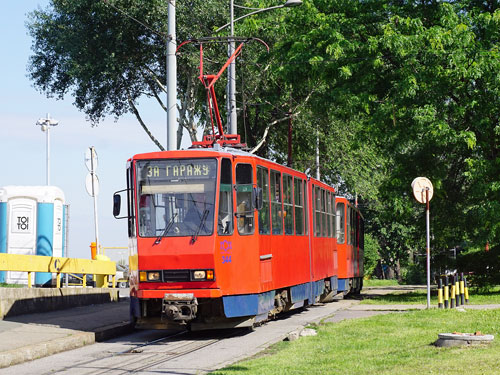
top-left (426, 188), bottom-right (431, 309)
top-left (229, 0), bottom-right (237, 135)
top-left (46, 116), bottom-right (50, 185)
top-left (167, 0), bottom-right (177, 150)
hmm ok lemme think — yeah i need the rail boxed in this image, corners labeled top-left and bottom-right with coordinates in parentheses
top-left (0, 253), bottom-right (116, 288)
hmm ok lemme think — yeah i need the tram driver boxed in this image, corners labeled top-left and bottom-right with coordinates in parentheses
top-left (183, 192), bottom-right (214, 234)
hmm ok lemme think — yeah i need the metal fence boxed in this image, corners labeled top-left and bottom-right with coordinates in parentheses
top-left (0, 253), bottom-right (116, 288)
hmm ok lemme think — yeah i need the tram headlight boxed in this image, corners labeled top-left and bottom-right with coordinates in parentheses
top-left (193, 270), bottom-right (206, 280)
top-left (147, 271), bottom-right (161, 281)
top-left (140, 271), bottom-right (161, 282)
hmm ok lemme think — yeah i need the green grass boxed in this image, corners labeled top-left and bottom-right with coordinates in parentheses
top-left (362, 279), bottom-right (400, 287)
top-left (0, 282), bottom-right (24, 288)
top-left (361, 288), bottom-right (500, 305)
top-left (211, 309), bottom-right (500, 375)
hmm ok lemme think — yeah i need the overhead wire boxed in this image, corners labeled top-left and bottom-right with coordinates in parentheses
top-left (102, 0), bottom-right (168, 41)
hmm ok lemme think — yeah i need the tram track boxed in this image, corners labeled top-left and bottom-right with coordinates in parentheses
top-left (43, 328), bottom-right (245, 375)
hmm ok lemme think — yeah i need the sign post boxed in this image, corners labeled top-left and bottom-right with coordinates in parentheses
top-left (411, 177), bottom-right (434, 309)
top-left (85, 147), bottom-right (100, 255)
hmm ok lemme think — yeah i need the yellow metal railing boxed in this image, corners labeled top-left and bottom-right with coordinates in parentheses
top-left (0, 253), bottom-right (116, 288)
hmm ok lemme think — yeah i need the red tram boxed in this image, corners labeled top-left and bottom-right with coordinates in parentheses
top-left (113, 148), bottom-right (364, 329)
top-left (112, 39), bottom-right (363, 329)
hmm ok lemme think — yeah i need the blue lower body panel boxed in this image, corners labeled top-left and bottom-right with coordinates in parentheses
top-left (223, 279), bottom-right (335, 318)
top-left (223, 290), bottom-right (275, 318)
top-left (338, 278), bottom-right (349, 292)
top-left (330, 276), bottom-right (338, 291)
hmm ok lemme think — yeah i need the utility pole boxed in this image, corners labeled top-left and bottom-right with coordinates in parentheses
top-left (167, 0), bottom-right (177, 151)
top-left (218, 0), bottom-right (303, 136)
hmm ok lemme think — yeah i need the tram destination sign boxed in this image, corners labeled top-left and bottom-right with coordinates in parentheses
top-left (137, 159), bottom-right (217, 181)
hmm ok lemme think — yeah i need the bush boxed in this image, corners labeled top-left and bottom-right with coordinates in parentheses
top-left (364, 234), bottom-right (381, 277)
top-left (457, 246), bottom-right (500, 291)
top-left (401, 263), bottom-right (426, 285)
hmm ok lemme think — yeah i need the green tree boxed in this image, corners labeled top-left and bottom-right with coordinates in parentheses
top-left (27, 0), bottom-right (228, 149)
top-left (238, 0), bottom-right (500, 274)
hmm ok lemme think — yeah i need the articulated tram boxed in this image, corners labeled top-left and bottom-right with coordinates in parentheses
top-left (113, 146), bottom-right (364, 329)
top-left (112, 38), bottom-right (363, 330)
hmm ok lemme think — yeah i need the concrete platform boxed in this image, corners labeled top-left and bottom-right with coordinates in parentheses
top-left (0, 288), bottom-right (131, 368)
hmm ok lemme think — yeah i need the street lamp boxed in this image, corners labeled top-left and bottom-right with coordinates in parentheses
top-left (36, 113), bottom-right (59, 185)
top-left (216, 0), bottom-right (302, 136)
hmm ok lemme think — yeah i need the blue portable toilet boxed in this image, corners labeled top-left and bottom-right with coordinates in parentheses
top-left (0, 186), bottom-right (66, 286)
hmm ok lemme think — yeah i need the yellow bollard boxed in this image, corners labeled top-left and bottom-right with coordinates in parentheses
top-left (438, 278), bottom-right (443, 308)
top-left (450, 284), bottom-right (455, 308)
top-left (444, 276), bottom-right (449, 309)
top-left (460, 273), bottom-right (465, 305)
top-left (455, 275), bottom-right (460, 307)
top-left (464, 276), bottom-right (469, 304)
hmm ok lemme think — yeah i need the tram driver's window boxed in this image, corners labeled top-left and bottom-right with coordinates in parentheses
top-left (218, 158), bottom-right (234, 235)
top-left (236, 163), bottom-right (254, 235)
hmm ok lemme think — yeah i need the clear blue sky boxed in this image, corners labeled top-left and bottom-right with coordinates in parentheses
top-left (1, 2), bottom-right (182, 260)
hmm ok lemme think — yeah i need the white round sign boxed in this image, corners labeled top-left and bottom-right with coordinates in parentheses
top-left (85, 147), bottom-right (98, 172)
top-left (85, 173), bottom-right (100, 197)
top-left (411, 177), bottom-right (433, 204)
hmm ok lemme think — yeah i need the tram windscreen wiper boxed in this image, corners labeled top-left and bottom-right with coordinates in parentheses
top-left (155, 213), bottom-right (178, 245)
top-left (191, 209), bottom-right (209, 244)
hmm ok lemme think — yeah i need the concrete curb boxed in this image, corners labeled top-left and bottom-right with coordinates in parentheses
top-left (0, 331), bottom-right (95, 368)
top-left (94, 322), bottom-right (135, 342)
top-left (0, 321), bottom-right (133, 368)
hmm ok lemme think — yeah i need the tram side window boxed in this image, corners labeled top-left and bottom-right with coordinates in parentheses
top-left (315, 186), bottom-right (321, 237)
top-left (336, 202), bottom-right (345, 244)
top-left (322, 189), bottom-right (328, 237)
top-left (283, 174), bottom-right (293, 235)
top-left (270, 170), bottom-right (283, 235)
top-left (350, 207), bottom-right (356, 245)
top-left (218, 158), bottom-right (234, 235)
top-left (294, 178), bottom-right (304, 235)
top-left (236, 163), bottom-right (254, 235)
top-left (327, 192), bottom-right (332, 238)
top-left (257, 166), bottom-right (270, 235)
top-left (331, 195), bottom-right (336, 238)
top-left (346, 206), bottom-right (352, 245)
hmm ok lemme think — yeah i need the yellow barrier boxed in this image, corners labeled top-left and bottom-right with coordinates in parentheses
top-left (0, 253), bottom-right (116, 289)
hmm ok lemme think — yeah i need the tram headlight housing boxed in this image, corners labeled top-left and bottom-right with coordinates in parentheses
top-left (191, 269), bottom-right (214, 281)
top-left (140, 271), bottom-right (161, 282)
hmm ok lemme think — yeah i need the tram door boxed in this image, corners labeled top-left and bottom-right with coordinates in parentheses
top-left (257, 166), bottom-right (273, 291)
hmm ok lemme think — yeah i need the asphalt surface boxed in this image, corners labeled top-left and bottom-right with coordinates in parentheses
top-left (1, 286), bottom-right (499, 370)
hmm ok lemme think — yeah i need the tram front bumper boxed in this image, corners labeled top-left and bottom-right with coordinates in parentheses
top-left (162, 293), bottom-right (198, 322)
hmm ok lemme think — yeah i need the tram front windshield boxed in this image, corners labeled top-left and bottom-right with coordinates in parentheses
top-left (136, 159), bottom-right (217, 238)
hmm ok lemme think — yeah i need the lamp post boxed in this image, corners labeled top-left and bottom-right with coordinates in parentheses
top-left (36, 113), bottom-right (59, 185)
top-left (216, 0), bottom-right (302, 136)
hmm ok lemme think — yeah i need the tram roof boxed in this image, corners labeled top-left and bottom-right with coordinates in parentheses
top-left (130, 145), bottom-right (334, 190)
